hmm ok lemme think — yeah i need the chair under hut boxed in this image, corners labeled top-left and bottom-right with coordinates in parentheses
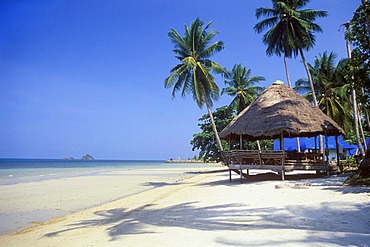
top-left (220, 80), bottom-right (345, 182)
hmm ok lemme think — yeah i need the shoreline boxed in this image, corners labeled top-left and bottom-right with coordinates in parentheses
top-left (165, 159), bottom-right (215, 163)
top-left (0, 165), bottom-right (219, 236)
top-left (1, 167), bottom-right (369, 246)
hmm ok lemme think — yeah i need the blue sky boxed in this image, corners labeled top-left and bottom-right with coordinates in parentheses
top-left (0, 0), bottom-right (360, 160)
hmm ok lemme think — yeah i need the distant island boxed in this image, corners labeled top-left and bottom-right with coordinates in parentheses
top-left (63, 154), bottom-right (95, 160)
top-left (63, 157), bottom-right (74, 160)
top-left (81, 154), bottom-right (94, 160)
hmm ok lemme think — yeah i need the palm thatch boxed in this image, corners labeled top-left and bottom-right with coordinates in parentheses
top-left (220, 80), bottom-right (345, 141)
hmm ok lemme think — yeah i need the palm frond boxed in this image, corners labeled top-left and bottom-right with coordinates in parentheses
top-left (165, 18), bottom-right (225, 110)
top-left (256, 7), bottom-right (276, 19)
top-left (222, 64), bottom-right (265, 113)
top-left (255, 1), bottom-right (327, 59)
top-left (254, 16), bottom-right (278, 34)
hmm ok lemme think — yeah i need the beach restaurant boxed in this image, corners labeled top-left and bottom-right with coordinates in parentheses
top-left (219, 80), bottom-right (345, 182)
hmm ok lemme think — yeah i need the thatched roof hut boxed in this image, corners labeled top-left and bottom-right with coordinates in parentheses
top-left (220, 81), bottom-right (345, 141)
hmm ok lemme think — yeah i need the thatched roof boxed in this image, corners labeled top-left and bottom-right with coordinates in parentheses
top-left (219, 80), bottom-right (345, 141)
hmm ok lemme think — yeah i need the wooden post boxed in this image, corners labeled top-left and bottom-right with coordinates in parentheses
top-left (257, 140), bottom-right (261, 151)
top-left (228, 136), bottom-right (230, 149)
top-left (325, 127), bottom-right (330, 176)
top-left (279, 135), bottom-right (284, 150)
top-left (280, 133), bottom-right (285, 181)
top-left (335, 135), bottom-right (341, 173)
top-left (239, 134), bottom-right (243, 183)
top-left (240, 165), bottom-right (243, 183)
top-left (240, 135), bottom-right (243, 150)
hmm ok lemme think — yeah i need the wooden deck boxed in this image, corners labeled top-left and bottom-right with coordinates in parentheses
top-left (223, 150), bottom-right (329, 182)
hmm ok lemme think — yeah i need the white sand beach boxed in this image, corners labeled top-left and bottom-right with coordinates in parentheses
top-left (0, 166), bottom-right (369, 247)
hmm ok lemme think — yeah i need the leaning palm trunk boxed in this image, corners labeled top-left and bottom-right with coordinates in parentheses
top-left (299, 48), bottom-right (323, 153)
top-left (351, 84), bottom-right (365, 156)
top-left (358, 108), bottom-right (367, 151)
top-left (299, 49), bottom-right (318, 106)
top-left (284, 55), bottom-right (301, 152)
top-left (344, 25), bottom-right (366, 156)
top-left (205, 100), bottom-right (224, 152)
top-left (283, 55), bottom-right (292, 88)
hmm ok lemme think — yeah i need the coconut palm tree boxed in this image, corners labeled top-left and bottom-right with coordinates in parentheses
top-left (222, 64), bottom-right (265, 114)
top-left (165, 18), bottom-right (227, 151)
top-left (295, 51), bottom-right (352, 132)
top-left (254, 0), bottom-right (328, 107)
top-left (344, 19), bottom-right (367, 155)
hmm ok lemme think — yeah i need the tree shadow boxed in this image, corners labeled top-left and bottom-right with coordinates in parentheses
top-left (198, 170), bottom-right (326, 187)
top-left (142, 181), bottom-right (184, 188)
top-left (322, 184), bottom-right (370, 194)
top-left (243, 172), bottom-right (324, 182)
top-left (44, 199), bottom-right (370, 245)
top-left (185, 169), bottom-right (229, 175)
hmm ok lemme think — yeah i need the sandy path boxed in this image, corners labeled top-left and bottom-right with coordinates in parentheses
top-left (1, 170), bottom-right (369, 246)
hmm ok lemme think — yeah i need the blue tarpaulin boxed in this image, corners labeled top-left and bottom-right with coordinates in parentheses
top-left (273, 136), bottom-right (360, 157)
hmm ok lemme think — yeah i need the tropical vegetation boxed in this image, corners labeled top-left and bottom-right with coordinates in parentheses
top-left (254, 0), bottom-right (328, 106)
top-left (221, 64), bottom-right (265, 114)
top-left (346, 1), bottom-right (370, 133)
top-left (347, 1), bottom-right (370, 95)
top-left (165, 18), bottom-right (227, 152)
top-left (166, 1), bottom-right (369, 167)
top-left (190, 106), bottom-right (273, 162)
top-left (192, 65), bottom-right (267, 161)
top-left (294, 52), bottom-right (352, 132)
top-left (190, 106), bottom-right (234, 162)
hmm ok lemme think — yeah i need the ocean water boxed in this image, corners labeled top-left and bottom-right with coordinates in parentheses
top-left (0, 159), bottom-right (203, 186)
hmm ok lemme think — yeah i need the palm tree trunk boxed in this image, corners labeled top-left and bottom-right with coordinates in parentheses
top-left (352, 83), bottom-right (365, 156)
top-left (358, 108), bottom-right (367, 151)
top-left (283, 55), bottom-right (301, 152)
top-left (299, 49), bottom-right (318, 106)
top-left (344, 24), bottom-right (366, 156)
top-left (205, 100), bottom-right (224, 152)
top-left (284, 55), bottom-right (292, 88)
top-left (299, 48), bottom-right (323, 153)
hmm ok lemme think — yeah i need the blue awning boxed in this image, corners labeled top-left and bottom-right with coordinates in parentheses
top-left (273, 136), bottom-right (356, 156)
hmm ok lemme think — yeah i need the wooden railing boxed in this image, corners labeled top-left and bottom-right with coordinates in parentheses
top-left (223, 150), bottom-right (285, 166)
top-left (223, 150), bottom-right (329, 182)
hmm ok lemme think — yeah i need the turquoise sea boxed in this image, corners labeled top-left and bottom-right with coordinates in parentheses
top-left (0, 159), bottom-right (203, 186)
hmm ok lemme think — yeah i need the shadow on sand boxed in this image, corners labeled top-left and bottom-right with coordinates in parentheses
top-left (196, 169), bottom-right (326, 186)
top-left (41, 168), bottom-right (370, 246)
top-left (43, 199), bottom-right (370, 246)
top-left (242, 172), bottom-right (324, 182)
